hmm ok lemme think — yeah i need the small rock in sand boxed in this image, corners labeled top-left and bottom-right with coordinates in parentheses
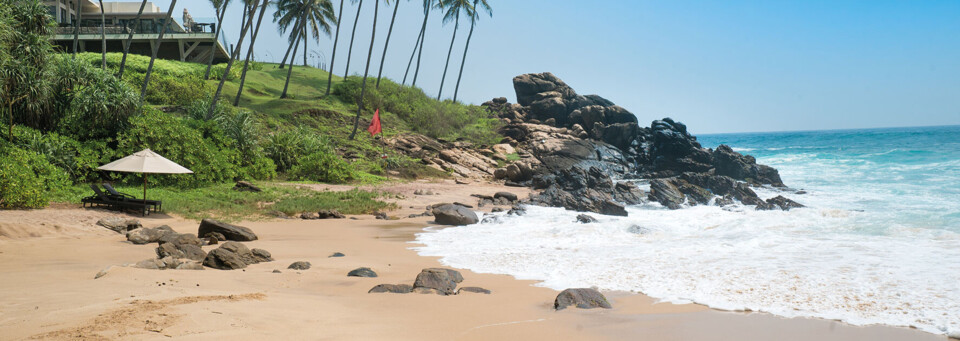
top-left (554, 288), bottom-right (612, 310)
top-left (368, 284), bottom-right (413, 294)
top-left (288, 261), bottom-right (311, 270)
top-left (457, 287), bottom-right (491, 295)
top-left (97, 217), bottom-right (141, 234)
top-left (329, 252), bottom-right (345, 258)
top-left (347, 267), bottom-right (378, 277)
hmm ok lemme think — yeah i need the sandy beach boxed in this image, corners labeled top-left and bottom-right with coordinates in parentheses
top-left (0, 180), bottom-right (946, 340)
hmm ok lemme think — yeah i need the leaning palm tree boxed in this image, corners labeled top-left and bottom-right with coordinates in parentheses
top-left (203, 0), bottom-right (232, 80)
top-left (402, 0), bottom-right (434, 86)
top-left (118, 0), bottom-right (147, 79)
top-left (98, 0), bottom-right (106, 69)
top-left (140, 0), bottom-right (178, 101)
top-left (347, 0), bottom-right (379, 140)
top-left (71, 0), bottom-right (82, 58)
top-left (233, 0), bottom-right (272, 106)
top-left (374, 0), bottom-right (399, 88)
top-left (324, 0), bottom-right (346, 96)
top-left (342, 0), bottom-right (363, 78)
top-left (207, 0), bottom-right (262, 117)
top-left (436, 0), bottom-right (472, 100)
top-left (452, 0), bottom-right (489, 102)
top-left (280, 11), bottom-right (308, 98)
top-left (410, 0), bottom-right (437, 87)
top-left (275, 0), bottom-right (337, 71)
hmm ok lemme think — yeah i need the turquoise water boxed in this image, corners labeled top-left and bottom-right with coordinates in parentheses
top-left (417, 125), bottom-right (960, 336)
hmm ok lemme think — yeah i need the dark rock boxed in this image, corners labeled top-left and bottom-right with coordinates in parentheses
top-left (648, 179), bottom-right (686, 209)
top-left (251, 248), bottom-right (273, 263)
top-left (198, 219), bottom-right (258, 242)
top-left (494, 191), bottom-right (518, 202)
top-left (713, 145), bottom-right (785, 187)
top-left (374, 212), bottom-right (389, 220)
top-left (554, 288), bottom-right (612, 310)
top-left (318, 210), bottom-right (346, 219)
top-left (233, 181), bottom-right (262, 192)
top-left (507, 204), bottom-right (526, 216)
top-left (202, 231), bottom-right (227, 242)
top-left (368, 284), bottom-right (413, 294)
top-left (300, 212), bottom-right (320, 220)
top-left (347, 267), bottom-right (378, 277)
top-left (432, 204), bottom-right (479, 226)
top-left (576, 214), bottom-right (598, 223)
top-left (532, 166), bottom-right (630, 216)
top-left (457, 287), bottom-right (492, 295)
top-left (156, 242), bottom-right (184, 259)
top-left (427, 268), bottom-right (464, 283)
top-left (675, 180), bottom-right (713, 205)
top-left (759, 195), bottom-right (805, 211)
top-left (452, 202), bottom-right (474, 208)
top-left (273, 269), bottom-right (282, 273)
top-left (715, 196), bottom-right (735, 207)
top-left (287, 261), bottom-right (311, 270)
top-left (126, 225), bottom-right (176, 245)
top-left (219, 241), bottom-right (257, 265)
top-left (178, 244), bottom-right (207, 261)
top-left (329, 252), bottom-right (345, 258)
top-left (97, 217), bottom-right (141, 233)
top-left (627, 225), bottom-right (651, 234)
top-left (413, 268), bottom-right (458, 295)
top-left (491, 207), bottom-right (505, 213)
top-left (203, 248), bottom-right (247, 270)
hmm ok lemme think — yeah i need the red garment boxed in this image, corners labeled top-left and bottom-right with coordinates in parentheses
top-left (368, 109), bottom-right (382, 137)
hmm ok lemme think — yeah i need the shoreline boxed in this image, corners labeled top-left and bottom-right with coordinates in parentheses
top-left (0, 180), bottom-right (947, 340)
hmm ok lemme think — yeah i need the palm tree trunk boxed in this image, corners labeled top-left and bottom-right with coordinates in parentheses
top-left (302, 25), bottom-right (308, 67)
top-left (375, 0), bottom-right (400, 89)
top-left (140, 0), bottom-right (177, 101)
top-left (204, 3), bottom-right (228, 80)
top-left (278, 29), bottom-right (298, 69)
top-left (325, 0), bottom-right (345, 96)
top-left (411, 8), bottom-right (430, 87)
top-left (234, 0), bottom-right (269, 106)
top-left (453, 13), bottom-right (477, 102)
top-left (118, 0), bottom-right (147, 79)
top-left (99, 0), bottom-right (106, 69)
top-left (281, 14), bottom-right (308, 99)
top-left (72, 0), bottom-right (82, 58)
top-left (437, 15), bottom-right (459, 100)
top-left (348, 0), bottom-right (378, 140)
top-left (343, 0), bottom-right (363, 79)
top-left (402, 16), bottom-right (425, 85)
top-left (236, 3), bottom-right (250, 62)
top-left (208, 0), bottom-right (260, 116)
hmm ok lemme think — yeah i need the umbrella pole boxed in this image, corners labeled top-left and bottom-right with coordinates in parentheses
top-left (143, 173), bottom-right (147, 216)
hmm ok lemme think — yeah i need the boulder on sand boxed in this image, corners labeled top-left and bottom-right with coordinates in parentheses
top-left (413, 268), bottom-right (458, 295)
top-left (554, 288), bottom-right (612, 310)
top-left (431, 204), bottom-right (479, 226)
top-left (97, 217), bottom-right (141, 234)
top-left (202, 242), bottom-right (272, 270)
top-left (287, 261), bottom-right (311, 270)
top-left (198, 219), bottom-right (258, 241)
top-left (347, 267), bottom-right (378, 278)
top-left (126, 225), bottom-right (175, 245)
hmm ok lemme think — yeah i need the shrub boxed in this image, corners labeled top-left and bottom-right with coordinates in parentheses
top-left (51, 57), bottom-right (140, 140)
top-left (289, 148), bottom-right (355, 184)
top-left (185, 96), bottom-right (231, 122)
top-left (0, 146), bottom-right (70, 209)
top-left (263, 128), bottom-right (325, 173)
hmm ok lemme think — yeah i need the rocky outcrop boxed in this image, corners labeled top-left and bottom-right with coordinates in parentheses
top-left (531, 166), bottom-right (644, 216)
top-left (198, 219), bottom-right (258, 242)
top-left (389, 134), bottom-right (501, 179)
top-left (431, 204), bottom-right (479, 225)
top-left (554, 288), bottom-right (612, 310)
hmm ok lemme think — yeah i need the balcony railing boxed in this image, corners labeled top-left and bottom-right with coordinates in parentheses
top-left (54, 23), bottom-right (215, 36)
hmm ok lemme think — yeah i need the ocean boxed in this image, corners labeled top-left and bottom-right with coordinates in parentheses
top-left (414, 125), bottom-right (960, 336)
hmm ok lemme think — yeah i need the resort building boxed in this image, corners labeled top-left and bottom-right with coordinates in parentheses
top-left (43, 0), bottom-right (230, 64)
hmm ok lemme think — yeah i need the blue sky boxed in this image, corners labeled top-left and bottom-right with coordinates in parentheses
top-left (151, 0), bottom-right (959, 134)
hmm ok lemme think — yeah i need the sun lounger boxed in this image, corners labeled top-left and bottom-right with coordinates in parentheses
top-left (102, 183), bottom-right (162, 212)
top-left (81, 184), bottom-right (152, 216)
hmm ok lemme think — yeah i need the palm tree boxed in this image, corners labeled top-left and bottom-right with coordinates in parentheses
top-left (118, 0), bottom-right (147, 79)
top-left (347, 0), bottom-right (379, 140)
top-left (203, 0), bottom-right (232, 80)
top-left (140, 0), bottom-right (178, 101)
top-left (452, 0), bottom-right (489, 102)
top-left (343, 0), bottom-right (363, 78)
top-left (98, 0), bottom-right (106, 69)
top-left (71, 0), bottom-right (81, 58)
top-left (436, 0), bottom-right (472, 100)
top-left (280, 11), bottom-right (308, 98)
top-left (233, 0), bottom-right (271, 106)
top-left (207, 0), bottom-right (262, 117)
top-left (410, 0), bottom-right (437, 87)
top-left (402, 0), bottom-right (432, 85)
top-left (274, 0), bottom-right (337, 70)
top-left (324, 0), bottom-right (346, 96)
top-left (374, 0), bottom-right (399, 89)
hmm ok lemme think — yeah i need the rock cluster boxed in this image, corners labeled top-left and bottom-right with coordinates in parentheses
top-left (389, 134), bottom-right (503, 179)
top-left (300, 210), bottom-right (346, 220)
top-left (368, 268), bottom-right (489, 296)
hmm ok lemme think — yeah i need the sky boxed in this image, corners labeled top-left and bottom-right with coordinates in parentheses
top-left (148, 0), bottom-right (959, 134)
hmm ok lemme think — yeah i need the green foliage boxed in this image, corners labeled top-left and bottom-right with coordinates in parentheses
top-left (2, 0), bottom-right (55, 132)
top-left (289, 148), bottom-right (355, 183)
top-left (185, 95), bottom-right (230, 122)
top-left (116, 108), bottom-right (241, 187)
top-left (0, 146), bottom-right (70, 209)
top-left (4, 124), bottom-right (112, 182)
top-left (263, 128), bottom-right (325, 173)
top-left (75, 53), bottom-right (233, 106)
top-left (333, 77), bottom-right (502, 145)
top-left (49, 56), bottom-right (140, 140)
top-left (270, 188), bottom-right (393, 216)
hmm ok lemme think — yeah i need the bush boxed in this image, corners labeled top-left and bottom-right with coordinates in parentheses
top-left (0, 146), bottom-right (70, 209)
top-left (116, 108), bottom-right (241, 187)
top-left (263, 128), bottom-right (325, 173)
top-left (5, 124), bottom-right (112, 182)
top-left (50, 56), bottom-right (140, 140)
top-left (289, 148), bottom-right (355, 183)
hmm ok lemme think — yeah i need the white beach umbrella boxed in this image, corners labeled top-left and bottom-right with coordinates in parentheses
top-left (98, 149), bottom-right (193, 206)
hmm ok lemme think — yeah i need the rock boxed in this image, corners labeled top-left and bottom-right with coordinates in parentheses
top-left (576, 214), bottom-right (598, 223)
top-left (175, 261), bottom-right (204, 270)
top-left (759, 195), bottom-right (804, 211)
top-left (507, 204), bottom-right (526, 216)
top-left (207, 236), bottom-right (219, 245)
top-left (203, 248), bottom-right (247, 270)
top-left (198, 219), bottom-right (258, 242)
top-left (233, 181), bottom-right (262, 192)
top-left (492, 143), bottom-right (516, 156)
top-left (490, 207), bottom-right (505, 213)
top-left (156, 242), bottom-right (185, 259)
top-left (427, 268), bottom-right (464, 283)
top-left (318, 210), bottom-right (345, 219)
top-left (300, 212), bottom-right (320, 220)
top-left (287, 261), bottom-right (311, 270)
top-left (648, 179), bottom-right (686, 210)
top-left (251, 248), bottom-right (274, 263)
top-left (347, 267), bottom-right (378, 277)
top-left (203, 232), bottom-right (227, 242)
top-left (715, 196), bottom-right (735, 207)
top-left (457, 287), bottom-right (491, 295)
top-left (494, 191), bottom-right (518, 202)
top-left (413, 268), bottom-right (458, 295)
top-left (368, 284), bottom-right (413, 294)
top-left (627, 225), bottom-right (651, 234)
top-left (713, 145), bottom-right (785, 187)
top-left (412, 287), bottom-right (446, 295)
top-left (126, 225), bottom-right (175, 245)
top-left (329, 252), bottom-right (345, 258)
top-left (432, 204), bottom-right (479, 226)
top-left (97, 217), bottom-right (141, 233)
top-left (134, 258), bottom-right (164, 270)
top-left (94, 266), bottom-right (113, 279)
top-left (554, 288), bottom-right (612, 310)
top-left (452, 202), bottom-right (474, 208)
top-left (178, 244), bottom-right (207, 261)
top-left (273, 269), bottom-right (282, 273)
top-left (374, 212), bottom-right (389, 220)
